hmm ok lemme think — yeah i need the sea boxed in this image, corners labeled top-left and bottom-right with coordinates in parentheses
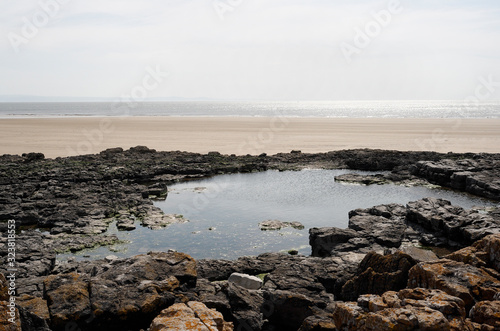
top-left (1, 100), bottom-right (499, 118)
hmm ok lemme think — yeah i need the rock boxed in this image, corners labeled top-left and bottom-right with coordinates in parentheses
top-left (348, 214), bottom-right (406, 248)
top-left (228, 273), bottom-right (262, 290)
top-left (149, 301), bottom-right (233, 331)
top-left (309, 227), bottom-right (358, 257)
top-left (333, 288), bottom-right (472, 331)
top-left (340, 251), bottom-right (416, 301)
top-left (0, 301), bottom-right (22, 331)
top-left (470, 301), bottom-right (500, 329)
top-left (0, 273), bottom-right (8, 301)
top-left (412, 158), bottom-right (500, 200)
top-left (262, 290), bottom-right (316, 330)
top-left (408, 260), bottom-right (500, 310)
top-left (226, 282), bottom-right (264, 330)
top-left (399, 245), bottom-right (439, 263)
top-left (334, 173), bottom-right (390, 185)
top-left (406, 197), bottom-right (500, 245)
top-left (445, 233), bottom-right (500, 272)
top-left (16, 294), bottom-right (50, 323)
top-left (258, 220), bottom-right (304, 231)
top-left (43, 273), bottom-right (91, 329)
top-left (17, 305), bottom-right (52, 331)
top-left (298, 314), bottom-right (337, 331)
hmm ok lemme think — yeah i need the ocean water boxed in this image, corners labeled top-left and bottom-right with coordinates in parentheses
top-left (1, 100), bottom-right (500, 118)
top-left (58, 169), bottom-right (498, 261)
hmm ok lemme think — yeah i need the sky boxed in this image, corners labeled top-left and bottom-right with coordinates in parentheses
top-left (1, 0), bottom-right (500, 101)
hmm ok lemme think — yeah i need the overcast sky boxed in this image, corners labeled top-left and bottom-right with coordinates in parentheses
top-left (1, 0), bottom-right (500, 100)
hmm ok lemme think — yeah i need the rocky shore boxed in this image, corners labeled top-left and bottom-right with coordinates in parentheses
top-left (1, 147), bottom-right (499, 330)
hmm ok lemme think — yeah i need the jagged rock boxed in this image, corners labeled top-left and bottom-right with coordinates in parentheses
top-left (228, 273), bottom-right (262, 290)
top-left (340, 252), bottom-right (416, 301)
top-left (333, 288), bottom-right (473, 331)
top-left (226, 282), bottom-right (264, 330)
top-left (40, 252), bottom-right (196, 331)
top-left (149, 301), bottom-right (233, 331)
top-left (445, 233), bottom-right (500, 272)
top-left (470, 301), bottom-right (500, 329)
top-left (408, 259), bottom-right (500, 310)
top-left (258, 220), bottom-right (304, 231)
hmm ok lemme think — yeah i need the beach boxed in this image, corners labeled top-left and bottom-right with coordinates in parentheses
top-left (1, 116), bottom-right (499, 158)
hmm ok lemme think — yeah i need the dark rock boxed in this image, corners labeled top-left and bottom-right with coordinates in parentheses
top-left (334, 173), bottom-right (389, 185)
top-left (340, 252), bottom-right (416, 301)
top-left (226, 282), bottom-right (264, 331)
top-left (309, 228), bottom-right (358, 257)
top-left (470, 301), bottom-right (500, 330)
top-left (263, 290), bottom-right (315, 331)
top-left (412, 158), bottom-right (500, 200)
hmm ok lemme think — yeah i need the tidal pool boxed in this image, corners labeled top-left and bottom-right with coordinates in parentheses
top-left (60, 169), bottom-right (497, 260)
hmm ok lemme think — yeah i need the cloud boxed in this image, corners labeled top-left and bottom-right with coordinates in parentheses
top-left (1, 0), bottom-right (499, 100)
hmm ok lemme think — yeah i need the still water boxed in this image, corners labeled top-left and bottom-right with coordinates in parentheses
top-left (59, 170), bottom-right (497, 260)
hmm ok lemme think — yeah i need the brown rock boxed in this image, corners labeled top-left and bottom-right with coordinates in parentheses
top-left (298, 314), bottom-right (337, 331)
top-left (0, 301), bottom-right (22, 331)
top-left (408, 260), bottom-right (500, 310)
top-left (16, 294), bottom-right (50, 322)
top-left (446, 233), bottom-right (500, 272)
top-left (470, 301), bottom-right (500, 329)
top-left (341, 251), bottom-right (416, 301)
top-left (334, 288), bottom-right (473, 331)
top-left (43, 273), bottom-right (91, 328)
top-left (149, 301), bottom-right (233, 331)
top-left (0, 274), bottom-right (9, 301)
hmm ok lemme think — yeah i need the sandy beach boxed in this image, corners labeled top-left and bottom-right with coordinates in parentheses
top-left (1, 116), bottom-right (499, 158)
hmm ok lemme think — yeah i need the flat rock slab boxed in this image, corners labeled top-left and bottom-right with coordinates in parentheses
top-left (228, 272), bottom-right (263, 290)
top-left (259, 220), bottom-right (304, 231)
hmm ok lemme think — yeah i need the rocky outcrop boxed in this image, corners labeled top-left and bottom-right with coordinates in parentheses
top-left (332, 288), bottom-right (475, 331)
top-left (310, 198), bottom-right (500, 259)
top-left (408, 259), bottom-right (500, 311)
top-left (412, 157), bottom-right (500, 200)
top-left (149, 301), bottom-right (233, 331)
top-left (17, 252), bottom-right (195, 331)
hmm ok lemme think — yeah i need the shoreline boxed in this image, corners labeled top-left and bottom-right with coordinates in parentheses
top-left (1, 116), bottom-right (500, 158)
